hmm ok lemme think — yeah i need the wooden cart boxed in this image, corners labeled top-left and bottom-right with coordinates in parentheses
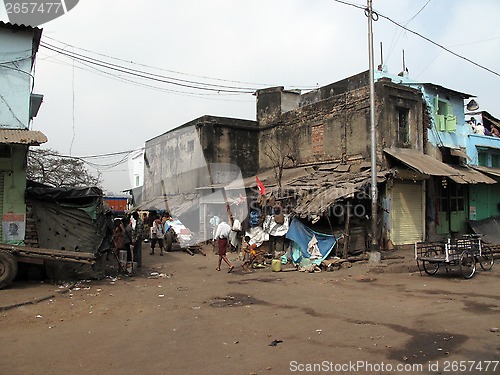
top-left (0, 244), bottom-right (96, 289)
top-left (415, 235), bottom-right (494, 279)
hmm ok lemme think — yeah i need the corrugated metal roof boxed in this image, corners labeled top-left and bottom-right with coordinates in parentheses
top-left (0, 129), bottom-right (47, 145)
top-left (471, 165), bottom-right (500, 178)
top-left (384, 148), bottom-right (461, 176)
top-left (448, 166), bottom-right (496, 184)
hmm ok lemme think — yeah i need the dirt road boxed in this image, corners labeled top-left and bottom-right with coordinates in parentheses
top-left (1, 246), bottom-right (499, 375)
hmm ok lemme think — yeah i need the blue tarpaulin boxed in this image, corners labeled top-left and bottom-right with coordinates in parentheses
top-left (286, 218), bottom-right (338, 264)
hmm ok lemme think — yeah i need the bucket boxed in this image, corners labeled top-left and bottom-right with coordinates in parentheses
top-left (271, 259), bottom-right (282, 272)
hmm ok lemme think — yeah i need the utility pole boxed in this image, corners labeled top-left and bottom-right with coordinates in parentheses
top-left (367, 0), bottom-right (379, 253)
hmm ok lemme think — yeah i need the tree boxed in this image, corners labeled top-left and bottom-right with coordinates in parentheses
top-left (27, 148), bottom-right (101, 188)
top-left (263, 135), bottom-right (295, 196)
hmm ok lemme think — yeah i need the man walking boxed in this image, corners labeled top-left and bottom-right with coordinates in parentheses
top-left (132, 211), bottom-right (143, 268)
top-left (214, 221), bottom-right (234, 273)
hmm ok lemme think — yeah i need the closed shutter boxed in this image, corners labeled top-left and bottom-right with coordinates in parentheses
top-left (0, 172), bottom-right (3, 242)
top-left (391, 181), bottom-right (424, 245)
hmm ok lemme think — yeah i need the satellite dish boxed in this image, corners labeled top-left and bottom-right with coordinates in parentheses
top-left (466, 99), bottom-right (479, 111)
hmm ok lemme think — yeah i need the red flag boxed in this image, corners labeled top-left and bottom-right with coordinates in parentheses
top-left (256, 176), bottom-right (266, 195)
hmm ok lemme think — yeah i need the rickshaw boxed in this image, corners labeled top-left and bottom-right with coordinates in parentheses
top-left (415, 234), bottom-right (494, 279)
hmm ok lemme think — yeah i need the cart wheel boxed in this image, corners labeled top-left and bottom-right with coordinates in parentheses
top-left (422, 250), bottom-right (439, 275)
top-left (460, 250), bottom-right (476, 279)
top-left (0, 250), bottom-right (18, 289)
top-left (165, 231), bottom-right (173, 252)
top-left (478, 246), bottom-right (494, 271)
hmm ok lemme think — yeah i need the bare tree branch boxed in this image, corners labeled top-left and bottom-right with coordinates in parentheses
top-left (27, 148), bottom-right (101, 188)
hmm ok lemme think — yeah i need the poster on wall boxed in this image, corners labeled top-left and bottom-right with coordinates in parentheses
top-left (2, 213), bottom-right (25, 241)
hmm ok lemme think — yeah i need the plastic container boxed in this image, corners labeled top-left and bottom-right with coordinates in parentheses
top-left (271, 259), bottom-right (282, 272)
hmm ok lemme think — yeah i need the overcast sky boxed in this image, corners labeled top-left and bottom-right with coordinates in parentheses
top-left (2, 0), bottom-right (499, 194)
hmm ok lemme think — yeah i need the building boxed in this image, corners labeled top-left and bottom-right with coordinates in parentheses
top-left (0, 22), bottom-right (47, 245)
top-left (127, 147), bottom-right (145, 205)
top-left (140, 115), bottom-right (257, 238)
top-left (141, 70), bottom-right (498, 249)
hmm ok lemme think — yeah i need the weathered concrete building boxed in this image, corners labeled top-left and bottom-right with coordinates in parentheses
top-left (0, 22), bottom-right (47, 245)
top-left (141, 70), bottom-right (497, 248)
top-left (141, 115), bottom-right (258, 237)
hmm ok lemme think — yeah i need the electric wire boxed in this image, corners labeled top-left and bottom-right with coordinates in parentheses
top-left (43, 35), bottom-right (276, 88)
top-left (39, 53), bottom-right (254, 102)
top-left (331, 0), bottom-right (500, 78)
top-left (40, 42), bottom-right (257, 93)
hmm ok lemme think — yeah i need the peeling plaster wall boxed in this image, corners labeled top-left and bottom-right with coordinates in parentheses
top-left (258, 78), bottom-right (424, 172)
top-left (258, 85), bottom-right (373, 169)
top-left (143, 116), bottom-right (259, 201)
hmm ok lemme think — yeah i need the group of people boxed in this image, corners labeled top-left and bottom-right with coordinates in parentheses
top-left (213, 220), bottom-right (257, 273)
top-left (110, 211), bottom-right (144, 267)
top-left (109, 211), bottom-right (174, 268)
top-left (469, 117), bottom-right (500, 137)
top-left (108, 211), bottom-right (260, 274)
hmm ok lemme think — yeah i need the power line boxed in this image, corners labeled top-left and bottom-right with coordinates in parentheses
top-left (40, 41), bottom-right (257, 94)
top-left (404, 0), bottom-right (431, 24)
top-left (40, 52), bottom-right (255, 102)
top-left (377, 12), bottom-right (500, 77)
top-left (331, 0), bottom-right (500, 78)
top-left (43, 35), bottom-right (278, 88)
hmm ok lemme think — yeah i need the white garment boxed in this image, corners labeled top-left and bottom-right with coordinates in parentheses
top-left (308, 234), bottom-right (322, 260)
top-left (473, 124), bottom-right (485, 135)
top-left (215, 221), bottom-right (231, 239)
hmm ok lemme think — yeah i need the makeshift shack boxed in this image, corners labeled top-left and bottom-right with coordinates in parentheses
top-left (25, 181), bottom-right (112, 281)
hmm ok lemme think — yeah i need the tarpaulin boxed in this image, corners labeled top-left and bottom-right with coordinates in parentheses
top-left (286, 218), bottom-right (338, 264)
top-left (469, 216), bottom-right (500, 244)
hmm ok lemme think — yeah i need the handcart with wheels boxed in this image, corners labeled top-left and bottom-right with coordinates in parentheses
top-left (415, 235), bottom-right (494, 279)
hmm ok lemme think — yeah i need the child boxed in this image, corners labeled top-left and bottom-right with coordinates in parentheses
top-left (241, 236), bottom-right (257, 271)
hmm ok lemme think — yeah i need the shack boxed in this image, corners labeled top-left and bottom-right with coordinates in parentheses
top-left (24, 181), bottom-right (112, 281)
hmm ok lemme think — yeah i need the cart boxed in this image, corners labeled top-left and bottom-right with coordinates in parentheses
top-left (0, 243), bottom-right (97, 289)
top-left (415, 235), bottom-right (494, 279)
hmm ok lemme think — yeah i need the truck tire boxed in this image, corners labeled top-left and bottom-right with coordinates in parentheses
top-left (0, 250), bottom-right (18, 289)
top-left (166, 231), bottom-right (173, 252)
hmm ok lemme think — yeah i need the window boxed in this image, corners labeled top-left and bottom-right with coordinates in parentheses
top-left (478, 150), bottom-right (500, 167)
top-left (0, 145), bottom-right (12, 158)
top-left (397, 107), bottom-right (409, 144)
top-left (135, 175), bottom-right (140, 187)
top-left (434, 97), bottom-right (457, 132)
top-left (187, 140), bottom-right (195, 152)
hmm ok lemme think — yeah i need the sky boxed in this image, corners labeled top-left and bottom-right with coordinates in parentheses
top-left (1, 0), bottom-right (500, 194)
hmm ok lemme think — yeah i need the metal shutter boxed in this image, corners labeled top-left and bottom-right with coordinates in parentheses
top-left (0, 172), bottom-right (3, 241)
top-left (391, 181), bottom-right (424, 245)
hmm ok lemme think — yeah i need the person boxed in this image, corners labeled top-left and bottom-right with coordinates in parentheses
top-left (112, 218), bottom-right (124, 258)
top-left (142, 212), bottom-right (150, 242)
top-left (473, 122), bottom-right (485, 135)
top-left (150, 215), bottom-right (165, 255)
top-left (491, 126), bottom-right (500, 138)
top-left (131, 211), bottom-right (143, 267)
top-left (161, 211), bottom-right (172, 226)
top-left (122, 217), bottom-right (133, 262)
top-left (240, 236), bottom-right (256, 272)
top-left (214, 221), bottom-right (234, 273)
top-left (8, 222), bottom-right (19, 236)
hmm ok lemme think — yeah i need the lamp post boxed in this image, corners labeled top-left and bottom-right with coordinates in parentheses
top-left (367, 0), bottom-right (379, 253)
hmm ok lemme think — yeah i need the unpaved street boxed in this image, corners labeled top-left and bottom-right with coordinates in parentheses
top-left (1, 246), bottom-right (499, 375)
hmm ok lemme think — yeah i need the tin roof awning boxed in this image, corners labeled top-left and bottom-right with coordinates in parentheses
top-left (448, 147), bottom-right (472, 162)
top-left (448, 165), bottom-right (496, 184)
top-left (470, 165), bottom-right (500, 178)
top-left (0, 129), bottom-right (47, 145)
top-left (384, 148), bottom-right (462, 176)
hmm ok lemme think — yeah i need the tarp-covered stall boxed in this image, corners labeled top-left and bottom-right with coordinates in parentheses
top-left (25, 181), bottom-right (112, 280)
